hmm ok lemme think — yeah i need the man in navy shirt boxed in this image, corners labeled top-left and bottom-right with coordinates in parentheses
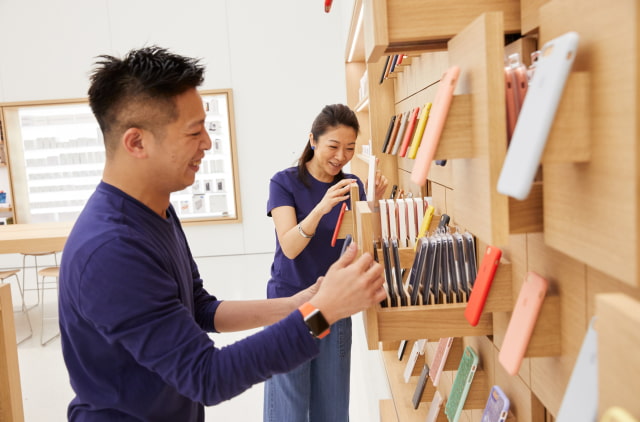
top-left (58, 46), bottom-right (386, 421)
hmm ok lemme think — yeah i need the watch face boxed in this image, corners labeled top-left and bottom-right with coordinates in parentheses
top-left (306, 309), bottom-right (330, 337)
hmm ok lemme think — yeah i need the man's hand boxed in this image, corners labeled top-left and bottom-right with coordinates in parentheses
top-left (309, 242), bottom-right (386, 324)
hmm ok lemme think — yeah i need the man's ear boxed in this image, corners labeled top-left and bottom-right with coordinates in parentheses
top-left (122, 127), bottom-right (147, 158)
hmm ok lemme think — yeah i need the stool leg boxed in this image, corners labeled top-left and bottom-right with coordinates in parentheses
top-left (40, 274), bottom-right (60, 346)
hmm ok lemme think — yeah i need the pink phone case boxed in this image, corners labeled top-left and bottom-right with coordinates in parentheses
top-left (504, 67), bottom-right (518, 142)
top-left (410, 65), bottom-right (460, 186)
top-left (498, 271), bottom-right (548, 375)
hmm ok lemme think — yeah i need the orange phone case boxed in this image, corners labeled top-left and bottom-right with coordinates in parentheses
top-left (498, 271), bottom-right (548, 375)
top-left (464, 245), bottom-right (502, 326)
top-left (410, 65), bottom-right (460, 186)
top-left (385, 112), bottom-right (403, 154)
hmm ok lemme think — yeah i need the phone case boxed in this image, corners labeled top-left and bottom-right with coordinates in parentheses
top-left (379, 55), bottom-right (391, 84)
top-left (498, 271), bottom-right (549, 375)
top-left (398, 106), bottom-right (421, 157)
top-left (425, 390), bottom-right (444, 422)
top-left (381, 114), bottom-right (397, 153)
top-left (404, 339), bottom-right (426, 383)
top-left (556, 316), bottom-right (598, 422)
top-left (482, 385), bottom-right (510, 422)
top-left (339, 234), bottom-right (353, 256)
top-left (412, 364), bottom-right (430, 409)
top-left (417, 205), bottom-right (435, 240)
top-left (497, 31), bottom-right (579, 200)
top-left (421, 236), bottom-right (438, 305)
top-left (445, 346), bottom-right (479, 422)
top-left (385, 114), bottom-right (403, 154)
top-left (330, 202), bottom-right (348, 247)
top-left (391, 238), bottom-right (408, 306)
top-left (407, 102), bottom-right (432, 159)
top-left (411, 65), bottom-right (460, 186)
top-left (601, 407), bottom-right (639, 422)
top-left (391, 110), bottom-right (410, 155)
top-left (409, 237), bottom-right (429, 305)
top-left (381, 238), bottom-right (397, 307)
top-left (463, 232), bottom-right (477, 286)
top-left (464, 245), bottom-right (502, 326)
top-left (504, 66), bottom-right (518, 141)
top-left (429, 337), bottom-right (454, 387)
top-left (397, 339), bottom-right (408, 360)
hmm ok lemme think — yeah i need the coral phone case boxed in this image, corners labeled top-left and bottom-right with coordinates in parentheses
top-left (464, 245), bottom-right (502, 326)
top-left (410, 65), bottom-right (460, 186)
top-left (384, 113), bottom-right (402, 154)
top-left (498, 271), bottom-right (549, 375)
top-left (481, 385), bottom-right (510, 422)
top-left (497, 31), bottom-right (579, 200)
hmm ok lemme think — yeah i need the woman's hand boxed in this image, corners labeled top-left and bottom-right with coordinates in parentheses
top-left (314, 178), bottom-right (357, 216)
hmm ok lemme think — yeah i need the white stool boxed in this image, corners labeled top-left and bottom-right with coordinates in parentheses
top-left (0, 269), bottom-right (33, 344)
top-left (21, 251), bottom-right (58, 308)
top-left (38, 266), bottom-right (60, 346)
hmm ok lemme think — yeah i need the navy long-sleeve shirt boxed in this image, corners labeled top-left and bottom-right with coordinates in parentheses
top-left (59, 181), bottom-right (319, 421)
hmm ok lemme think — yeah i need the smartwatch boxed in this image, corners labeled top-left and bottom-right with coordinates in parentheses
top-left (298, 302), bottom-right (330, 339)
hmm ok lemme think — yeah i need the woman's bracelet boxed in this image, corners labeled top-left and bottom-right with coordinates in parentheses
top-left (297, 223), bottom-right (315, 239)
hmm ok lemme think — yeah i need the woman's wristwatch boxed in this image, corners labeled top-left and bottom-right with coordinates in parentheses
top-left (298, 302), bottom-right (330, 339)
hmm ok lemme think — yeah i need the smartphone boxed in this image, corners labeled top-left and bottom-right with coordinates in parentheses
top-left (482, 385), bottom-right (510, 422)
top-left (407, 102), bottom-right (432, 159)
top-left (464, 245), bottom-right (502, 326)
top-left (391, 237), bottom-right (408, 306)
top-left (497, 32), bottom-right (579, 200)
top-left (429, 337), bottom-right (454, 387)
top-left (425, 390), bottom-right (444, 422)
top-left (445, 346), bottom-right (479, 422)
top-left (398, 106), bottom-right (421, 157)
top-left (600, 407), bottom-right (639, 422)
top-left (411, 65), bottom-right (460, 186)
top-left (498, 272), bottom-right (549, 375)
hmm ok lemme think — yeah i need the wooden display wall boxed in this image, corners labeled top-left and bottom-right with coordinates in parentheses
top-left (344, 0), bottom-right (640, 421)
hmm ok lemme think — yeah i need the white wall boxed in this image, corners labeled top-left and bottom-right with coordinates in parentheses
top-left (0, 0), bottom-right (355, 258)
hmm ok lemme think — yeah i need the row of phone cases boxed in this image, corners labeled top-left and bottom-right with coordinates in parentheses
top-left (406, 339), bottom-right (510, 422)
top-left (380, 33), bottom-right (580, 201)
top-left (379, 53), bottom-right (407, 84)
top-left (377, 228), bottom-right (477, 308)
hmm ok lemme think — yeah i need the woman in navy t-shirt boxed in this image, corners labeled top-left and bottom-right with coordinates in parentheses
top-left (264, 104), bottom-right (387, 421)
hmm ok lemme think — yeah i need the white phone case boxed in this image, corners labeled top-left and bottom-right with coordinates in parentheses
top-left (497, 31), bottom-right (579, 200)
top-left (556, 316), bottom-right (598, 422)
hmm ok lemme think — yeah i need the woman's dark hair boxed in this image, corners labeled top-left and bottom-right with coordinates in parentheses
top-left (297, 104), bottom-right (360, 186)
top-left (87, 45), bottom-right (205, 155)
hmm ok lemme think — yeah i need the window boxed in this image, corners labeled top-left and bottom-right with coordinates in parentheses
top-left (0, 89), bottom-right (241, 224)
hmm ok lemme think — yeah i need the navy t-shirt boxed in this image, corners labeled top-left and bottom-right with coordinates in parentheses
top-left (266, 167), bottom-right (366, 298)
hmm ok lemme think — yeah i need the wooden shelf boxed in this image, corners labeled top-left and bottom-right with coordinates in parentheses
top-left (362, 0), bottom-right (521, 63)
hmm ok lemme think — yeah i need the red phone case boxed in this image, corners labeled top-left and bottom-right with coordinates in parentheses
top-left (398, 106), bottom-right (420, 157)
top-left (464, 245), bottom-right (502, 326)
top-left (330, 202), bottom-right (348, 247)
